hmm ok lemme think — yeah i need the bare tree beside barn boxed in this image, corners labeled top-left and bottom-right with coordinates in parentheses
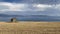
top-left (11, 18), bottom-right (17, 23)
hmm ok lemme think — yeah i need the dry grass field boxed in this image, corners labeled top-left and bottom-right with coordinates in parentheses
top-left (0, 21), bottom-right (60, 34)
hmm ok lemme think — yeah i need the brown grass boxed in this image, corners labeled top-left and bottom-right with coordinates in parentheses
top-left (0, 21), bottom-right (60, 34)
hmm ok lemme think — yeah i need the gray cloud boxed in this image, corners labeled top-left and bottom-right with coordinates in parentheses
top-left (0, 0), bottom-right (60, 5)
top-left (0, 0), bottom-right (60, 16)
top-left (10, 0), bottom-right (60, 5)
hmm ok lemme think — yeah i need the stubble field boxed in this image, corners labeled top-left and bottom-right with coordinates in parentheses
top-left (0, 21), bottom-right (60, 34)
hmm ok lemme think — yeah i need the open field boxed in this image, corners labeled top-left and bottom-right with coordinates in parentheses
top-left (0, 21), bottom-right (60, 34)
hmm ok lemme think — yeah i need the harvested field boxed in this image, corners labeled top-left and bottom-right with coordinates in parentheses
top-left (0, 22), bottom-right (60, 34)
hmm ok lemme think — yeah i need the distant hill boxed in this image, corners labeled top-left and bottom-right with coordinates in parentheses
top-left (29, 15), bottom-right (48, 17)
top-left (0, 14), bottom-right (49, 17)
top-left (0, 14), bottom-right (24, 17)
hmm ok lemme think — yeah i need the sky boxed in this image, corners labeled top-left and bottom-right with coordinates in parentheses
top-left (0, 0), bottom-right (60, 16)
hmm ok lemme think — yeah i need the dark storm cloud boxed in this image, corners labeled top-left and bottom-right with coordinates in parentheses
top-left (1, 0), bottom-right (60, 4)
